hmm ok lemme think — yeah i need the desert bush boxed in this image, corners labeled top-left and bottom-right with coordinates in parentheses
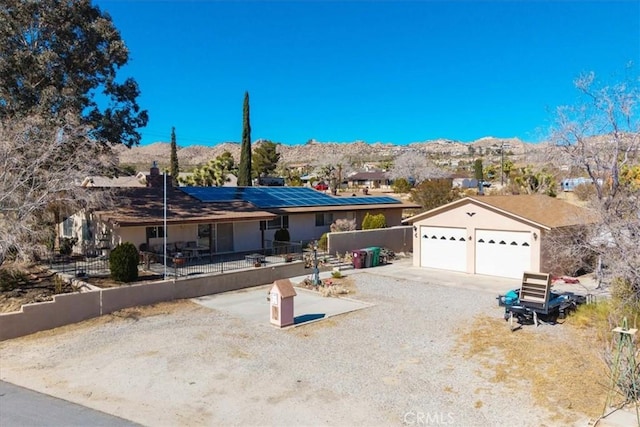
top-left (611, 277), bottom-right (640, 316)
top-left (361, 212), bottom-right (386, 230)
top-left (59, 237), bottom-right (77, 256)
top-left (330, 218), bottom-right (356, 232)
top-left (0, 268), bottom-right (28, 292)
top-left (317, 233), bottom-right (328, 251)
top-left (109, 242), bottom-right (139, 283)
top-left (392, 178), bottom-right (412, 193)
top-left (573, 183), bottom-right (596, 201)
top-left (410, 178), bottom-right (459, 211)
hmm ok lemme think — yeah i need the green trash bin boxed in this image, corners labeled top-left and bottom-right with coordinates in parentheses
top-left (363, 248), bottom-right (374, 268)
top-left (365, 247), bottom-right (381, 267)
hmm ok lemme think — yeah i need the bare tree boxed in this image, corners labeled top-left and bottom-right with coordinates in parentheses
top-left (548, 67), bottom-right (639, 305)
top-left (0, 116), bottom-right (114, 265)
top-left (388, 151), bottom-right (449, 184)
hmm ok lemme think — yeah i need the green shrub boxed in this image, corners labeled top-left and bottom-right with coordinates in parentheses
top-left (318, 233), bottom-right (328, 251)
top-left (109, 242), bottom-right (139, 283)
top-left (274, 228), bottom-right (290, 242)
top-left (392, 178), bottom-right (412, 194)
top-left (273, 228), bottom-right (290, 255)
top-left (361, 212), bottom-right (386, 230)
top-left (331, 270), bottom-right (343, 279)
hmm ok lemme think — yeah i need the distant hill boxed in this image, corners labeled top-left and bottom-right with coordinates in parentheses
top-left (113, 137), bottom-right (545, 170)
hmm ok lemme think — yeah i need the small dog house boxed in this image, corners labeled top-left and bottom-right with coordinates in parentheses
top-left (269, 279), bottom-right (297, 327)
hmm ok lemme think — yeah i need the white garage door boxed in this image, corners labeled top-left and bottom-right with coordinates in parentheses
top-left (420, 226), bottom-right (467, 272)
top-left (475, 230), bottom-right (532, 279)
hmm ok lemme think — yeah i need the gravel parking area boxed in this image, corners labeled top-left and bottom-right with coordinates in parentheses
top-left (0, 260), bottom-right (563, 426)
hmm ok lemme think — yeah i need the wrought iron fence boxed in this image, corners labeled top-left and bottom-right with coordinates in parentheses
top-left (47, 254), bottom-right (110, 277)
top-left (46, 242), bottom-right (305, 279)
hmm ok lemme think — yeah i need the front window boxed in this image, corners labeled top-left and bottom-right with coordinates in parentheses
top-left (62, 217), bottom-right (74, 237)
top-left (146, 226), bottom-right (166, 239)
top-left (315, 213), bottom-right (333, 227)
top-left (261, 215), bottom-right (289, 230)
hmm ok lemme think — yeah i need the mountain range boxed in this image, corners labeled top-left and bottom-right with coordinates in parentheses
top-left (114, 137), bottom-right (547, 169)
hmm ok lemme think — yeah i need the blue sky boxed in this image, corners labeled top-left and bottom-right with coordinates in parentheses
top-left (97, 0), bottom-right (639, 146)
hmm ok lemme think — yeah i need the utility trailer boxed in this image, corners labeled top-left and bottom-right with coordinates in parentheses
top-left (498, 272), bottom-right (586, 330)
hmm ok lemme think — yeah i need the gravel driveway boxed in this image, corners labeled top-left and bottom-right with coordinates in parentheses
top-left (0, 259), bottom-right (559, 426)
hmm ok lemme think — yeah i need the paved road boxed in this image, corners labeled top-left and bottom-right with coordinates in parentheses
top-left (0, 381), bottom-right (138, 427)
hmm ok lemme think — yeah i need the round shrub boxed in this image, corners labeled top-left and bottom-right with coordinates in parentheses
top-left (274, 228), bottom-right (290, 242)
top-left (273, 228), bottom-right (290, 255)
top-left (362, 212), bottom-right (386, 230)
top-left (109, 242), bottom-right (139, 283)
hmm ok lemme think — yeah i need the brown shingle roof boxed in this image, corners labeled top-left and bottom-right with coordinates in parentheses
top-left (468, 195), bottom-right (597, 228)
top-left (95, 187), bottom-right (276, 227)
top-left (405, 195), bottom-right (596, 229)
top-left (347, 171), bottom-right (390, 181)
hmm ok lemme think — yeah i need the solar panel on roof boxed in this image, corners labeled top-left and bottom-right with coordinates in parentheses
top-left (180, 186), bottom-right (401, 208)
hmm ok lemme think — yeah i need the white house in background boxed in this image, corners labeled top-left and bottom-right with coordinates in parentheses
top-left (403, 195), bottom-right (595, 279)
top-left (452, 178), bottom-right (478, 189)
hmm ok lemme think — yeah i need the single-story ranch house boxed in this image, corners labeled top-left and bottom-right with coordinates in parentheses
top-left (403, 195), bottom-right (595, 279)
top-left (60, 184), bottom-right (419, 257)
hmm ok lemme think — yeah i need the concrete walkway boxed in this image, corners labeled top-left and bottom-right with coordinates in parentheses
top-left (193, 285), bottom-right (373, 326)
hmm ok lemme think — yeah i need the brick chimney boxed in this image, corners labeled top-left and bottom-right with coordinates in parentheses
top-left (146, 161), bottom-right (164, 188)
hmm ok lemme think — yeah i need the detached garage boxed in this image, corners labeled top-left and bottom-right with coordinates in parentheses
top-left (405, 195), bottom-right (594, 279)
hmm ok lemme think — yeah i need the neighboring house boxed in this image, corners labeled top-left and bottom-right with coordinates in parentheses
top-left (403, 195), bottom-right (595, 279)
top-left (257, 176), bottom-right (285, 186)
top-left (346, 171), bottom-right (392, 189)
top-left (60, 185), bottom-right (419, 256)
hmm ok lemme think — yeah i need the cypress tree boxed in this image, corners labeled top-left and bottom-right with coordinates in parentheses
top-left (474, 158), bottom-right (484, 195)
top-left (170, 126), bottom-right (179, 186)
top-left (238, 91), bottom-right (252, 186)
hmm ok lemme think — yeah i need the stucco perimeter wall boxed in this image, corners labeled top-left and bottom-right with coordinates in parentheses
top-left (0, 292), bottom-right (102, 342)
top-left (327, 226), bottom-right (413, 255)
top-left (0, 262), bottom-right (306, 341)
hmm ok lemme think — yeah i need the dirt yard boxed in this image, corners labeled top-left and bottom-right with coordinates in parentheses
top-left (0, 265), bottom-right (615, 426)
top-left (0, 262), bottom-right (160, 313)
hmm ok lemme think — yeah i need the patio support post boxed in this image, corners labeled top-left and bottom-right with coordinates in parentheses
top-left (163, 170), bottom-right (167, 279)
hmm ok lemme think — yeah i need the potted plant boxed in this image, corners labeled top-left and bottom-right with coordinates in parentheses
top-left (173, 252), bottom-right (185, 267)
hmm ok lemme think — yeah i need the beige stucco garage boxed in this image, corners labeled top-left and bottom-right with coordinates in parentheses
top-left (404, 195), bottom-right (594, 279)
